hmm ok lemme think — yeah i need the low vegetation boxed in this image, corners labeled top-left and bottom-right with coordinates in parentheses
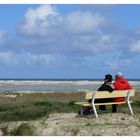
top-left (0, 100), bottom-right (79, 121)
top-left (0, 91), bottom-right (139, 136)
top-left (9, 123), bottom-right (34, 136)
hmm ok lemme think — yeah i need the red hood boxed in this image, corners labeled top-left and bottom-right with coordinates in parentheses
top-left (117, 77), bottom-right (127, 84)
top-left (113, 77), bottom-right (132, 90)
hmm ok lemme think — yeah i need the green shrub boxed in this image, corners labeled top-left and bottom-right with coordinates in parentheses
top-left (71, 128), bottom-right (79, 136)
top-left (1, 125), bottom-right (9, 136)
top-left (0, 105), bottom-right (50, 121)
top-left (34, 101), bottom-right (53, 106)
top-left (85, 123), bottom-right (91, 126)
top-left (68, 101), bottom-right (75, 106)
top-left (133, 101), bottom-right (140, 106)
top-left (9, 123), bottom-right (34, 136)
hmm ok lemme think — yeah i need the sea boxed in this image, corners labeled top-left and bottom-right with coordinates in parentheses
top-left (0, 79), bottom-right (140, 91)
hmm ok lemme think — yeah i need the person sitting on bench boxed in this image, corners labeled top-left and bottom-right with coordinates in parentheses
top-left (79, 74), bottom-right (114, 116)
top-left (112, 72), bottom-right (132, 112)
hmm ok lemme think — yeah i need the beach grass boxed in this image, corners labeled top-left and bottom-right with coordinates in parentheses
top-left (0, 100), bottom-right (79, 122)
top-left (1, 123), bottom-right (34, 136)
top-left (0, 91), bottom-right (140, 136)
top-left (9, 123), bottom-right (34, 136)
top-left (0, 90), bottom-right (139, 122)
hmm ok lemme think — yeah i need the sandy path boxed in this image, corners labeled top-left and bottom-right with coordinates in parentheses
top-left (34, 113), bottom-right (140, 136)
top-left (0, 112), bottom-right (140, 136)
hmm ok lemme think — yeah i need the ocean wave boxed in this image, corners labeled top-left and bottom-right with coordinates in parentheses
top-left (0, 80), bottom-right (140, 86)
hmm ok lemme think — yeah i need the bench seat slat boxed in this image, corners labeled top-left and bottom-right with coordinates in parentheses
top-left (75, 102), bottom-right (91, 106)
top-left (95, 101), bottom-right (129, 105)
top-left (75, 101), bottom-right (133, 106)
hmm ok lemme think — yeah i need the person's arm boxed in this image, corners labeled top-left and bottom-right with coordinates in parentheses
top-left (97, 84), bottom-right (105, 91)
top-left (107, 86), bottom-right (114, 92)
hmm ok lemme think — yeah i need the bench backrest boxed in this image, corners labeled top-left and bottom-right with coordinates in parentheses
top-left (85, 90), bottom-right (135, 100)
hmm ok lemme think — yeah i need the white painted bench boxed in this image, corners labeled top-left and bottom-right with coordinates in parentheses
top-left (75, 90), bottom-right (135, 118)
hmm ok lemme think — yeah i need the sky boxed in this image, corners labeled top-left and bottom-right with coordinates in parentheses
top-left (0, 4), bottom-right (140, 79)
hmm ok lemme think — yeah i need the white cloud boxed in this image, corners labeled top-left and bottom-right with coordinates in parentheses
top-left (15, 4), bottom-right (138, 66)
top-left (0, 51), bottom-right (18, 64)
top-left (0, 50), bottom-right (56, 67)
top-left (25, 53), bottom-right (55, 66)
top-left (0, 28), bottom-right (6, 44)
top-left (18, 5), bottom-right (59, 36)
top-left (129, 40), bottom-right (140, 53)
top-left (19, 5), bottom-right (105, 36)
top-left (17, 5), bottom-right (124, 56)
top-left (64, 12), bottom-right (105, 34)
top-left (104, 58), bottom-right (132, 69)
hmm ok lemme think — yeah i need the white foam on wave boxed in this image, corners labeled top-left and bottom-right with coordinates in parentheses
top-left (0, 80), bottom-right (140, 86)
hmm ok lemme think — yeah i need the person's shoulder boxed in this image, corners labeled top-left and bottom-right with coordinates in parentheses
top-left (105, 81), bottom-right (114, 88)
top-left (106, 82), bottom-right (113, 87)
top-left (98, 83), bottom-right (108, 91)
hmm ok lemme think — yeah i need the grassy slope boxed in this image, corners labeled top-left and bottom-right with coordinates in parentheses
top-left (0, 91), bottom-right (85, 121)
top-left (0, 90), bottom-right (139, 135)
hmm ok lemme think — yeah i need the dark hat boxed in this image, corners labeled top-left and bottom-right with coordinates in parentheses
top-left (104, 74), bottom-right (113, 82)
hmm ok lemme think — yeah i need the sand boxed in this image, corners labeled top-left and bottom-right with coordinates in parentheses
top-left (0, 112), bottom-right (140, 136)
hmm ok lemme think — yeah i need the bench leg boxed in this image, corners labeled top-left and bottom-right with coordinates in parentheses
top-left (80, 106), bottom-right (84, 116)
top-left (92, 103), bottom-right (98, 118)
top-left (127, 101), bottom-right (134, 116)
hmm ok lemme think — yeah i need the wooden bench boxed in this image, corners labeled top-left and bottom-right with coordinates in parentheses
top-left (75, 89), bottom-right (135, 118)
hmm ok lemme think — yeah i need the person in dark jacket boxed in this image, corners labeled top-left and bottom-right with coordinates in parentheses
top-left (80, 74), bottom-right (114, 115)
top-left (95, 74), bottom-right (114, 111)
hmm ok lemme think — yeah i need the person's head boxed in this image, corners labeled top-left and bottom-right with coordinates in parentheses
top-left (104, 74), bottom-right (113, 82)
top-left (115, 72), bottom-right (123, 80)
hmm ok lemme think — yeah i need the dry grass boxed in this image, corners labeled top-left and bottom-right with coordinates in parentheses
top-left (0, 90), bottom-right (140, 136)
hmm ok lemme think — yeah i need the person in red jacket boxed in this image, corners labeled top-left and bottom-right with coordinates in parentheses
top-left (112, 72), bottom-right (132, 112)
